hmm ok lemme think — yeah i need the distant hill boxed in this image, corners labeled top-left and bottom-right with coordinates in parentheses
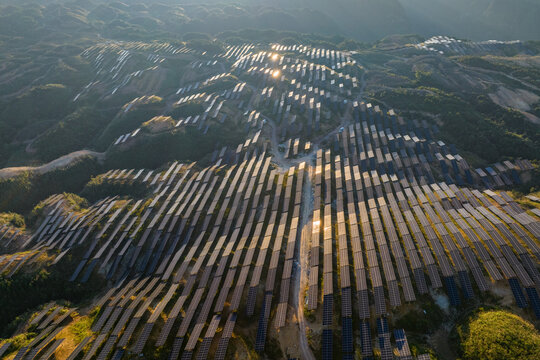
top-left (198, 0), bottom-right (540, 41)
top-left (1, 0), bottom-right (538, 42)
top-left (246, 0), bottom-right (412, 41)
top-left (399, 0), bottom-right (540, 41)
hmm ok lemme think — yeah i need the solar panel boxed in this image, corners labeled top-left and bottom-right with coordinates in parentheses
top-left (471, 267), bottom-right (489, 292)
top-left (342, 317), bottom-right (353, 354)
top-left (413, 268), bottom-right (428, 294)
top-left (96, 336), bottom-right (117, 360)
top-left (246, 286), bottom-right (257, 316)
top-left (388, 280), bottom-right (401, 307)
top-left (525, 288), bottom-right (540, 319)
top-left (458, 271), bottom-right (474, 299)
top-left (323, 295), bottom-right (333, 326)
top-left (22, 346), bottom-right (40, 360)
top-left (376, 317), bottom-right (389, 335)
top-left (255, 294), bottom-right (271, 352)
top-left (444, 276), bottom-right (461, 306)
top-left (92, 306), bottom-right (113, 332)
top-left (0, 343), bottom-right (11, 358)
top-left (215, 337), bottom-right (230, 360)
top-left (169, 337), bottom-right (184, 360)
top-left (275, 303), bottom-right (287, 328)
top-left (65, 336), bottom-right (91, 360)
top-left (12, 346), bottom-right (28, 360)
top-left (374, 286), bottom-right (386, 315)
top-left (118, 318), bottom-right (141, 347)
top-left (358, 289), bottom-right (370, 319)
top-left (427, 264), bottom-right (442, 288)
top-left (509, 278), bottom-right (528, 308)
top-left (197, 338), bottom-right (213, 360)
top-left (520, 254), bottom-right (540, 285)
top-left (394, 329), bottom-right (413, 359)
top-left (402, 276), bottom-right (416, 302)
top-left (322, 329), bottom-right (333, 360)
top-left (308, 285), bottom-right (318, 310)
top-left (360, 321), bottom-right (373, 356)
top-left (101, 307), bottom-right (122, 334)
top-left (341, 288), bottom-right (352, 317)
top-left (132, 323), bottom-right (153, 353)
top-left (38, 306), bottom-right (62, 330)
top-left (82, 333), bottom-right (107, 360)
top-left (379, 334), bottom-right (393, 360)
top-left (180, 350), bottom-right (193, 360)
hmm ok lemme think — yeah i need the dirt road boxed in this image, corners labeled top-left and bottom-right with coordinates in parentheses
top-left (0, 150), bottom-right (105, 179)
top-left (292, 163), bottom-right (315, 360)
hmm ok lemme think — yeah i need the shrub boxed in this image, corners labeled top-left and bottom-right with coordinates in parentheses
top-left (457, 310), bottom-right (540, 360)
top-left (0, 212), bottom-right (25, 228)
top-left (0, 255), bottom-right (105, 337)
top-left (0, 156), bottom-right (101, 214)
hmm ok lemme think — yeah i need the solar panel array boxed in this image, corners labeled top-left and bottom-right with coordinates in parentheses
top-left (394, 329), bottom-right (413, 360)
top-left (5, 42), bottom-right (539, 360)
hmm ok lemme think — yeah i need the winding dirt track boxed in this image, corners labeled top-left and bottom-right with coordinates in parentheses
top-left (0, 150), bottom-right (105, 179)
top-left (294, 164), bottom-right (315, 360)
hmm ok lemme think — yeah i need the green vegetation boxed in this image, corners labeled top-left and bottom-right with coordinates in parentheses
top-left (266, 337), bottom-right (284, 359)
top-left (0, 332), bottom-right (36, 355)
top-left (106, 122), bottom-right (245, 169)
top-left (68, 311), bottom-right (96, 343)
top-left (198, 75), bottom-right (238, 94)
top-left (96, 97), bottom-right (164, 150)
top-left (373, 88), bottom-right (540, 164)
top-left (0, 212), bottom-right (25, 229)
top-left (456, 310), bottom-right (540, 360)
top-left (458, 56), bottom-right (540, 87)
top-left (169, 102), bottom-right (205, 119)
top-left (81, 176), bottom-right (149, 203)
top-left (33, 106), bottom-right (111, 162)
top-left (186, 39), bottom-right (224, 55)
top-left (394, 299), bottom-right (445, 333)
top-left (531, 101), bottom-right (540, 118)
top-left (0, 256), bottom-right (105, 337)
top-left (0, 84), bottom-right (74, 165)
top-left (28, 193), bottom-right (87, 227)
top-left (0, 156), bottom-right (101, 214)
top-left (61, 193), bottom-right (89, 212)
top-left (0, 84), bottom-right (72, 128)
top-left (142, 116), bottom-right (176, 134)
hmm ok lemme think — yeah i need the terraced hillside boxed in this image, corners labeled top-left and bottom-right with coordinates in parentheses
top-left (0, 40), bottom-right (539, 360)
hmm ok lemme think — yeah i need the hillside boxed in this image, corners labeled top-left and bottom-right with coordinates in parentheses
top-left (0, 2), bottom-right (539, 360)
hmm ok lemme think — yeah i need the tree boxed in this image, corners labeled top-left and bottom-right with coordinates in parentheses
top-left (458, 310), bottom-right (540, 360)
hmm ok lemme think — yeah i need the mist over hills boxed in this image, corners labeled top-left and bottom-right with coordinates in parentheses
top-left (0, 0), bottom-right (538, 42)
top-left (188, 0), bottom-right (540, 41)
top-left (400, 0), bottom-right (540, 41)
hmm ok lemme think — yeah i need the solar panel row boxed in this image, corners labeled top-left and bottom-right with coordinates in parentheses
top-left (322, 329), bottom-right (333, 360)
top-left (342, 317), bottom-right (353, 354)
top-left (525, 287), bottom-right (540, 319)
top-left (360, 321), bottom-right (373, 357)
top-left (341, 120), bottom-right (538, 321)
top-left (17, 80), bottom-right (540, 360)
top-left (276, 171), bottom-right (303, 328)
top-left (154, 158), bottom-right (266, 358)
top-left (394, 329), bottom-right (413, 360)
